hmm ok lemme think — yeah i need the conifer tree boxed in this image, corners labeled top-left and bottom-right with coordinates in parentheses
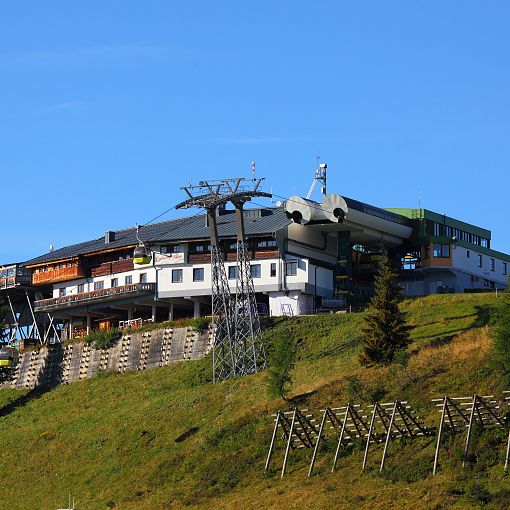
top-left (359, 256), bottom-right (410, 366)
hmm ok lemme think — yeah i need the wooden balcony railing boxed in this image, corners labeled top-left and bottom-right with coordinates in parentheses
top-left (90, 259), bottom-right (134, 277)
top-left (34, 283), bottom-right (156, 312)
top-left (32, 265), bottom-right (87, 285)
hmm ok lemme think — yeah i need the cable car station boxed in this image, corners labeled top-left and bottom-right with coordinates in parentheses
top-left (1, 167), bottom-right (509, 354)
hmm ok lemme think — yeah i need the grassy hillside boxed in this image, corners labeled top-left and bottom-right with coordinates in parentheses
top-left (1, 293), bottom-right (508, 510)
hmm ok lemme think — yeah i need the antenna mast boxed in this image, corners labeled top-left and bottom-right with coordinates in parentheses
top-left (306, 156), bottom-right (328, 199)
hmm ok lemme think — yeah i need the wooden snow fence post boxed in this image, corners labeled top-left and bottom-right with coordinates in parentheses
top-left (264, 408), bottom-right (320, 478)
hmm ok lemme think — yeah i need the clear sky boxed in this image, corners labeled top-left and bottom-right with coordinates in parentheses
top-left (1, 1), bottom-right (509, 263)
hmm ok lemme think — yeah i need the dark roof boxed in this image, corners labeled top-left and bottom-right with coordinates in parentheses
top-left (24, 207), bottom-right (291, 266)
top-left (343, 196), bottom-right (412, 226)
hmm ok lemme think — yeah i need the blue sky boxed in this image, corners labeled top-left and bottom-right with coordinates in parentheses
top-left (1, 1), bottom-right (509, 263)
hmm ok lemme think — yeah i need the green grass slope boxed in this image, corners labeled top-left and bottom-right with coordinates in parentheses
top-left (0, 293), bottom-right (508, 510)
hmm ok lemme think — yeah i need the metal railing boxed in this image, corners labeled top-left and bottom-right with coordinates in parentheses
top-left (34, 283), bottom-right (156, 311)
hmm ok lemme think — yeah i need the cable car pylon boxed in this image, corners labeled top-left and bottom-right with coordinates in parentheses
top-left (176, 177), bottom-right (271, 381)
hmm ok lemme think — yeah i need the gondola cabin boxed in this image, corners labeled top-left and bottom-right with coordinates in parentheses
top-left (133, 244), bottom-right (152, 265)
top-left (0, 346), bottom-right (17, 368)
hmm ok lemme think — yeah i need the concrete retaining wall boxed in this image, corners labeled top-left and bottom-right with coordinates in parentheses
top-left (2, 326), bottom-right (212, 390)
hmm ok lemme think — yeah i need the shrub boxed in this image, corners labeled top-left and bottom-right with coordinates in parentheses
top-left (192, 317), bottom-right (210, 334)
top-left (84, 328), bottom-right (122, 350)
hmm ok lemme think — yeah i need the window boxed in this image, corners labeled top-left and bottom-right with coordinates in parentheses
top-left (172, 269), bottom-right (183, 283)
top-left (161, 244), bottom-right (182, 254)
top-left (433, 244), bottom-right (450, 258)
top-left (193, 268), bottom-right (204, 281)
top-left (229, 242), bottom-right (237, 250)
top-left (490, 258), bottom-right (495, 272)
top-left (94, 281), bottom-right (104, 291)
top-left (140, 273), bottom-right (147, 283)
top-left (251, 264), bottom-right (261, 278)
top-left (59, 288), bottom-right (66, 297)
top-left (270, 263), bottom-right (277, 277)
top-left (77, 283), bottom-right (85, 294)
top-left (445, 226), bottom-right (452, 237)
top-left (111, 278), bottom-right (118, 288)
top-left (285, 261), bottom-right (297, 276)
top-left (466, 250), bottom-right (470, 258)
top-left (257, 239), bottom-right (277, 249)
top-left (484, 279), bottom-right (489, 287)
top-left (196, 245), bottom-right (204, 252)
top-left (125, 275), bottom-right (133, 285)
top-left (433, 222), bottom-right (443, 236)
top-left (228, 266), bottom-right (237, 280)
top-left (477, 254), bottom-right (483, 268)
top-left (504, 262), bottom-right (507, 276)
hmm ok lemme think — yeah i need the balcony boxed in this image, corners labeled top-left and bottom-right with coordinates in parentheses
top-left (90, 259), bottom-right (134, 277)
top-left (32, 265), bottom-right (87, 286)
top-left (34, 283), bottom-right (156, 312)
top-left (0, 264), bottom-right (31, 290)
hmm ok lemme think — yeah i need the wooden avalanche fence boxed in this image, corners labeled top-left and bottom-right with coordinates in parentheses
top-left (432, 392), bottom-right (510, 474)
top-left (266, 392), bottom-right (510, 479)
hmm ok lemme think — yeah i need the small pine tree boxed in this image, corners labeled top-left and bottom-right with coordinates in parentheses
top-left (266, 334), bottom-right (296, 400)
top-left (359, 256), bottom-right (410, 366)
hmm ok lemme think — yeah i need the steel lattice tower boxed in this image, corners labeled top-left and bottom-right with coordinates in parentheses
top-left (233, 200), bottom-right (266, 375)
top-left (176, 178), bottom-right (270, 382)
top-left (207, 208), bottom-right (236, 381)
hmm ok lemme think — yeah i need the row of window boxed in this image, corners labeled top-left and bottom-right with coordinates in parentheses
top-left (170, 261), bottom-right (298, 283)
top-left (35, 260), bottom-right (77, 273)
top-left (59, 273), bottom-right (146, 297)
top-left (57, 260), bottom-right (301, 295)
top-left (433, 222), bottom-right (489, 248)
top-left (164, 239), bottom-right (278, 254)
top-left (468, 251), bottom-right (508, 274)
top-left (426, 244), bottom-right (508, 276)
